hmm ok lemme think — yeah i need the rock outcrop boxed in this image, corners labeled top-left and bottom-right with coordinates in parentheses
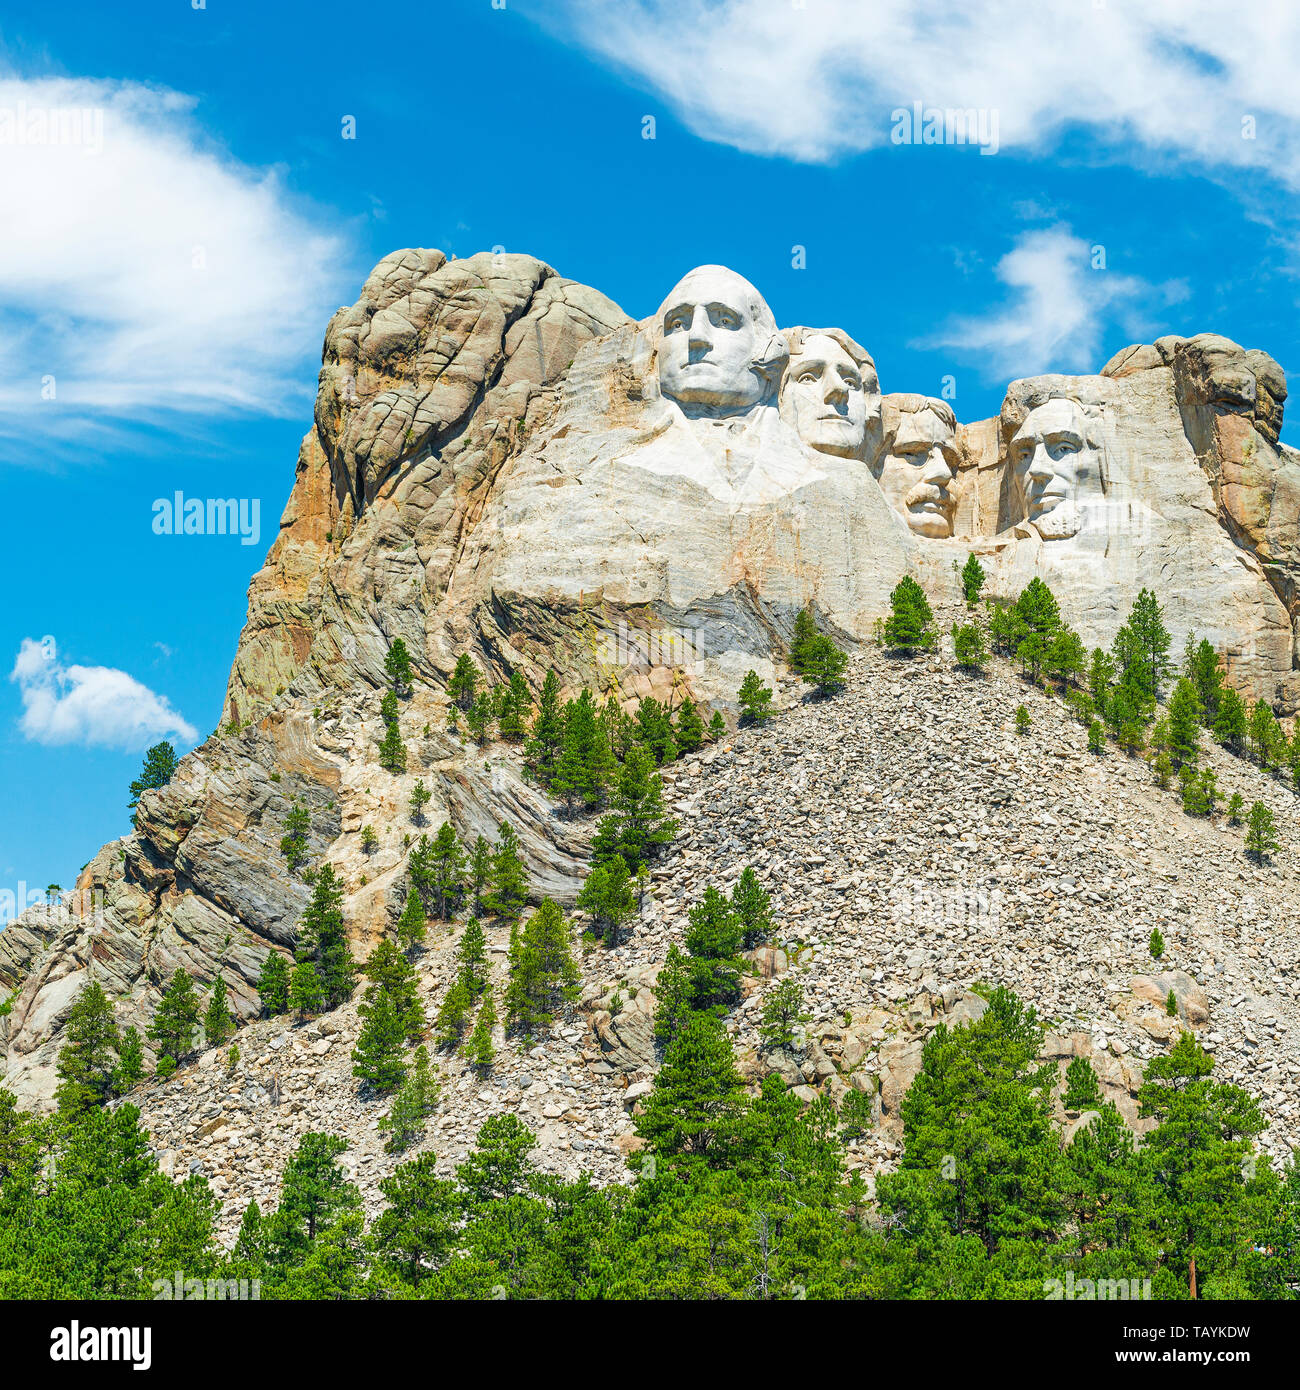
top-left (4, 248), bottom-right (1299, 1146)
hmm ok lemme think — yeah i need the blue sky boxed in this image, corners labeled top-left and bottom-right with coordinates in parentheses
top-left (4, 0), bottom-right (1300, 906)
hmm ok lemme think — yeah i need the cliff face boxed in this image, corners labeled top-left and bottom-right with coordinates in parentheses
top-left (4, 249), bottom-right (1299, 1113)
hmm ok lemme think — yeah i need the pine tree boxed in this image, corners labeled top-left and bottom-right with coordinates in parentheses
top-left (466, 689), bottom-right (494, 745)
top-left (258, 951), bottom-right (291, 1016)
top-left (960, 552), bottom-right (986, 604)
top-left (504, 900), bottom-right (580, 1039)
top-left (523, 670), bottom-right (564, 784)
top-left (1227, 792), bottom-right (1245, 824)
top-left (1248, 699), bottom-right (1285, 771)
top-left (55, 980), bottom-right (121, 1116)
top-left (148, 969), bottom-right (202, 1076)
top-left (1015, 705), bottom-right (1031, 735)
top-left (362, 939), bottom-right (425, 1043)
top-left (1245, 802), bottom-right (1279, 863)
top-left (1212, 687), bottom-right (1248, 751)
top-left (1183, 635), bottom-right (1223, 723)
top-left (552, 689), bottom-right (617, 811)
top-left (636, 1009), bottom-right (749, 1165)
top-left (289, 961), bottom-right (326, 1018)
top-left (409, 779), bottom-right (431, 825)
top-left (1116, 588), bottom-right (1173, 700)
top-left (1087, 718), bottom-right (1106, 754)
top-left (731, 867), bottom-right (772, 948)
top-left (385, 638), bottom-right (413, 696)
top-left (589, 745), bottom-right (677, 874)
top-left (478, 822), bottom-right (528, 922)
top-left (882, 576), bottom-right (936, 654)
top-left (634, 697), bottom-right (678, 765)
top-left (952, 618), bottom-right (988, 670)
top-left (379, 716), bottom-right (408, 773)
top-left (434, 971), bottom-right (475, 1050)
top-left (457, 916), bottom-right (489, 996)
top-left (789, 606), bottom-right (820, 674)
top-left (204, 975), bottom-right (235, 1048)
top-left (280, 797), bottom-right (311, 874)
top-left (737, 669), bottom-right (774, 725)
top-left (448, 654), bottom-right (479, 712)
top-left (352, 988), bottom-right (408, 1093)
top-left (1013, 578), bottom-right (1061, 681)
top-left (395, 888), bottom-right (428, 955)
top-left (707, 710), bottom-right (726, 741)
top-left (113, 1025), bottom-right (145, 1095)
top-left (801, 633), bottom-right (849, 695)
top-left (469, 835), bottom-right (493, 913)
top-left (411, 822), bottom-right (466, 919)
top-left (600, 695), bottom-right (637, 761)
top-left (296, 864), bottom-right (356, 1008)
top-left (498, 671), bottom-right (531, 743)
top-left (1149, 928), bottom-right (1165, 959)
top-left (683, 886), bottom-right (744, 1009)
top-left (652, 944), bottom-right (695, 1053)
top-left (758, 979), bottom-right (809, 1051)
top-left (1168, 677), bottom-right (1204, 768)
top-left (1089, 647), bottom-right (1117, 713)
top-left (1044, 626), bottom-right (1086, 689)
top-left (1063, 1055), bottom-right (1103, 1112)
top-left (674, 697), bottom-right (706, 753)
top-left (465, 992), bottom-right (498, 1072)
top-left (379, 1046), bottom-right (440, 1154)
top-left (128, 740), bottom-right (179, 811)
top-left (575, 857), bottom-right (637, 945)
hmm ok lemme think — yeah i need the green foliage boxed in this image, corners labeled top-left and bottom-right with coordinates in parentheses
top-left (497, 670), bottom-right (532, 743)
top-left (1183, 634), bottom-right (1223, 723)
top-left (1062, 1055), bottom-right (1103, 1112)
top-left (360, 824), bottom-right (378, 854)
top-left (682, 886), bottom-right (744, 1011)
top-left (1167, 677), bottom-right (1203, 769)
top-left (395, 886), bottom-right (428, 955)
top-left (730, 866), bottom-right (772, 948)
top-left (523, 670), bottom-right (564, 784)
top-left (758, 979), bottom-right (809, 1051)
top-left (1114, 588), bottom-right (1174, 702)
top-left (380, 1047), bottom-right (440, 1155)
top-left (258, 951), bottom-right (291, 1016)
top-left (674, 697), bottom-right (705, 753)
top-left (839, 1087), bottom-right (874, 1143)
top-left (1227, 792), bottom-right (1244, 824)
top-left (289, 961), bottom-right (326, 1018)
top-left (361, 938), bottom-right (425, 1044)
top-left (1166, 990), bottom-right (1178, 1018)
top-left (707, 709), bottom-right (726, 741)
top-left (951, 617), bottom-right (987, 670)
top-left (634, 696), bottom-right (678, 765)
top-left (1212, 687), bottom-right (1248, 751)
top-left (1087, 718), bottom-right (1106, 754)
top-left (148, 970), bottom-right (202, 1075)
top-left (576, 856), bottom-right (637, 945)
top-left (1248, 698), bottom-right (1286, 772)
top-left (1014, 704), bottom-right (1030, 735)
top-left (55, 981), bottom-right (120, 1116)
top-left (434, 971), bottom-right (475, 1051)
top-left (1179, 764), bottom-right (1216, 816)
top-left (410, 822), bottom-right (466, 920)
top-left (552, 689), bottom-right (617, 811)
top-left (352, 988), bottom-right (409, 1093)
top-left (882, 576), bottom-right (936, 654)
top-left (737, 669), bottom-right (774, 725)
top-left (448, 654), bottom-right (479, 712)
top-left (1245, 801), bottom-right (1279, 863)
top-left (280, 796), bottom-right (311, 874)
top-left (960, 552), bottom-right (985, 604)
top-left (379, 710), bottom-right (408, 772)
top-left (409, 778), bottom-right (431, 825)
top-left (1149, 928), bottom-right (1165, 961)
top-left (482, 821), bottom-right (530, 921)
top-left (204, 974), bottom-right (235, 1049)
top-left (800, 633), bottom-right (849, 695)
top-left (296, 864), bottom-right (356, 1008)
top-left (128, 740), bottom-right (179, 811)
top-left (385, 638), bottom-right (413, 696)
top-left (113, 1025), bottom-right (145, 1095)
top-left (466, 688), bottom-right (494, 745)
top-left (788, 607), bottom-right (820, 674)
top-left (1043, 626), bottom-right (1086, 689)
top-left (589, 745), bottom-right (677, 876)
top-left (504, 900), bottom-right (580, 1039)
top-left (465, 991), bottom-right (498, 1072)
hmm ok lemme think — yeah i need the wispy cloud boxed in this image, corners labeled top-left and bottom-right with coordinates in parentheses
top-left (0, 74), bottom-right (350, 461)
top-left (540, 0), bottom-right (1300, 180)
top-left (916, 225), bottom-right (1187, 380)
top-left (9, 636), bottom-right (197, 750)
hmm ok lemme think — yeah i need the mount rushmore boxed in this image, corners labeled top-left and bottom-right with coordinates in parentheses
top-left (2, 246), bottom-right (1299, 1108)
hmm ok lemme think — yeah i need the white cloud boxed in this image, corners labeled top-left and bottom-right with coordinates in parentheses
top-left (541, 0), bottom-right (1300, 179)
top-left (10, 636), bottom-right (198, 751)
top-left (916, 225), bottom-right (1182, 379)
top-left (0, 74), bottom-right (350, 457)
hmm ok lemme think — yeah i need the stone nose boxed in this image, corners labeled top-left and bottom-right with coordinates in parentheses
top-left (1027, 446), bottom-right (1055, 481)
top-left (921, 447), bottom-right (952, 483)
top-left (824, 373), bottom-right (849, 405)
top-left (688, 304), bottom-right (714, 352)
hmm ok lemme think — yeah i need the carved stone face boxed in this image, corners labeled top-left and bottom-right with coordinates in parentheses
top-left (657, 267), bottom-right (776, 415)
top-left (1009, 398), bottom-right (1104, 540)
top-left (781, 333), bottom-right (876, 458)
top-left (878, 405), bottom-right (958, 537)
